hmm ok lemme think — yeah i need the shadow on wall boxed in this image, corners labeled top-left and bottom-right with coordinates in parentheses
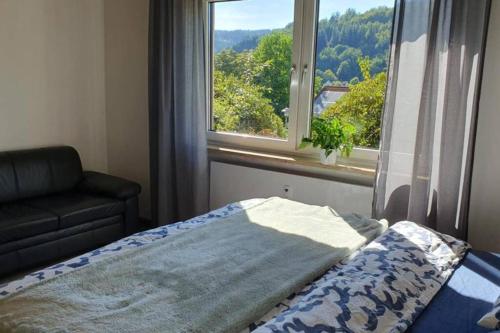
top-left (383, 185), bottom-right (437, 229)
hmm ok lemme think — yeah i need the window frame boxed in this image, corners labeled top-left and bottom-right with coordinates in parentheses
top-left (204, 0), bottom-right (383, 163)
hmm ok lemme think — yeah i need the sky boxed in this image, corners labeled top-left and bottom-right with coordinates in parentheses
top-left (214, 0), bottom-right (395, 31)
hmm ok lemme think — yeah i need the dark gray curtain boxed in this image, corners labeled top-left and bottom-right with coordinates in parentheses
top-left (149, 0), bottom-right (209, 225)
top-left (373, 0), bottom-right (491, 239)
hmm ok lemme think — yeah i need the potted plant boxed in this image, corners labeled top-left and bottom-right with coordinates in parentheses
top-left (300, 117), bottom-right (356, 165)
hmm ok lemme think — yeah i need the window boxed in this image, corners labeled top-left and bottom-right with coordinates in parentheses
top-left (206, 0), bottom-right (395, 159)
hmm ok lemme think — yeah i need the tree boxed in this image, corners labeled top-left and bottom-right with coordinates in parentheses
top-left (215, 49), bottom-right (265, 84)
top-left (321, 57), bottom-right (386, 148)
top-left (213, 42), bottom-right (287, 138)
top-left (253, 32), bottom-right (293, 115)
top-left (211, 7), bottom-right (393, 145)
top-left (213, 71), bottom-right (286, 138)
top-left (313, 7), bottom-right (392, 84)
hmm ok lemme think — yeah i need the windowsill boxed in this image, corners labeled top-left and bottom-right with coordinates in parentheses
top-left (208, 144), bottom-right (376, 187)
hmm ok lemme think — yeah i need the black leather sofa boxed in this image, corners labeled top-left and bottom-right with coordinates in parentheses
top-left (0, 146), bottom-right (141, 277)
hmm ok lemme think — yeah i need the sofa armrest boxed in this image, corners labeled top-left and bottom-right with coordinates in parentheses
top-left (77, 171), bottom-right (141, 200)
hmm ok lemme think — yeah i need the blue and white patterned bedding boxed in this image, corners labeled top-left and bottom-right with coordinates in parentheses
top-left (0, 199), bottom-right (469, 333)
top-left (254, 221), bottom-right (469, 333)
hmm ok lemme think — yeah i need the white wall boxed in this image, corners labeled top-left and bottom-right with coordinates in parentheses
top-left (104, 0), bottom-right (151, 218)
top-left (0, 0), bottom-right (108, 171)
top-left (0, 0), bottom-right (151, 218)
top-left (468, 1), bottom-right (500, 252)
top-left (210, 162), bottom-right (373, 216)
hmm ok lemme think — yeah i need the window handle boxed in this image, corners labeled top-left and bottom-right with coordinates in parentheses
top-left (301, 64), bottom-right (308, 83)
top-left (289, 65), bottom-right (297, 83)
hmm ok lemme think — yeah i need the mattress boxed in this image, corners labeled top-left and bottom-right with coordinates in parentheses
top-left (409, 250), bottom-right (500, 333)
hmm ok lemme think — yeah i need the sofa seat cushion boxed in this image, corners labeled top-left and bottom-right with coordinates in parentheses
top-left (25, 192), bottom-right (125, 229)
top-left (0, 204), bottom-right (59, 243)
top-left (0, 215), bottom-right (123, 256)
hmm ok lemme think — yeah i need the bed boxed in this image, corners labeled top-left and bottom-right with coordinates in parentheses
top-left (0, 198), bottom-right (498, 333)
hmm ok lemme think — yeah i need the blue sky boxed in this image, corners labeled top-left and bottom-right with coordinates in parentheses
top-left (214, 0), bottom-right (395, 30)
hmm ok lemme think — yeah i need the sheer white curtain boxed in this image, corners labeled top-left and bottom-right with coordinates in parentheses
top-left (373, 0), bottom-right (491, 239)
top-left (149, 0), bottom-right (209, 225)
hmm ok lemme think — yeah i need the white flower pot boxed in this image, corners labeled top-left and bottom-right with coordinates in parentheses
top-left (319, 149), bottom-right (337, 165)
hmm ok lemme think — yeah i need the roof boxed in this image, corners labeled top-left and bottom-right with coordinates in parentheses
top-left (313, 86), bottom-right (349, 116)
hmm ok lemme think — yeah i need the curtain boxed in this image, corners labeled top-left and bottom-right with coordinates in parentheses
top-left (373, 0), bottom-right (491, 239)
top-left (149, 0), bottom-right (209, 225)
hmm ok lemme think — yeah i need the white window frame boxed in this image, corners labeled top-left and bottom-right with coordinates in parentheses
top-left (205, 0), bottom-right (382, 163)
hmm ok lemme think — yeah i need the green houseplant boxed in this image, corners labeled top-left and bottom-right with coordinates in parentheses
top-left (300, 117), bottom-right (356, 165)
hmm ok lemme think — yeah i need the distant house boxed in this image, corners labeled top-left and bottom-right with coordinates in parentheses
top-left (313, 86), bottom-right (349, 116)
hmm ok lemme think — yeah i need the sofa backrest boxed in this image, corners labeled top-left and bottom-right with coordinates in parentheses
top-left (0, 146), bottom-right (83, 203)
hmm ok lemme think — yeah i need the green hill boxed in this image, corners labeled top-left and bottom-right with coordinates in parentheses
top-left (214, 29), bottom-right (270, 53)
top-left (215, 7), bottom-right (393, 84)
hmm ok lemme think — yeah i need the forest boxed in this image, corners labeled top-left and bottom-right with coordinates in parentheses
top-left (213, 7), bottom-right (393, 148)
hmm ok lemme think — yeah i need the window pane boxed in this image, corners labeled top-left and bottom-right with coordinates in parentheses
top-left (311, 1), bottom-right (394, 148)
top-left (210, 0), bottom-right (295, 139)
